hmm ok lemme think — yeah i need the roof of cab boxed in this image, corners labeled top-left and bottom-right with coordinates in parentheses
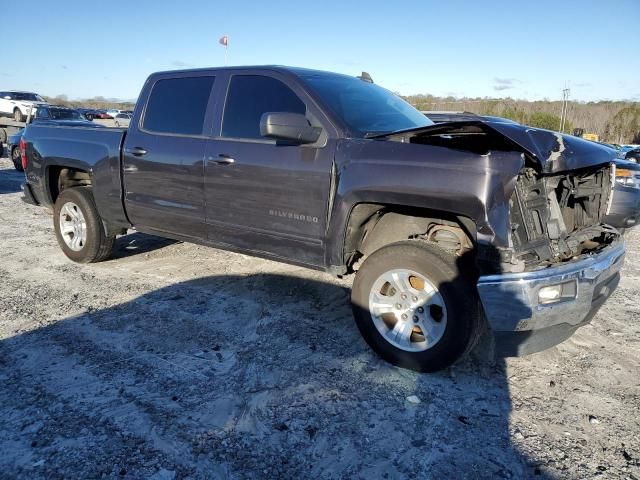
top-left (149, 65), bottom-right (356, 80)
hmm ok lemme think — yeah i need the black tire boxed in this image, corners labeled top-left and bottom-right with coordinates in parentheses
top-left (11, 146), bottom-right (23, 171)
top-left (13, 108), bottom-right (25, 122)
top-left (53, 187), bottom-right (116, 263)
top-left (351, 241), bottom-right (482, 372)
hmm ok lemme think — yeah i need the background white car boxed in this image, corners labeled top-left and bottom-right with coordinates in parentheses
top-left (113, 113), bottom-right (131, 128)
top-left (0, 91), bottom-right (48, 122)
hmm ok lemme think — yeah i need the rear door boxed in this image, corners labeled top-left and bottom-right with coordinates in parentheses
top-left (123, 73), bottom-right (218, 239)
top-left (203, 71), bottom-right (336, 266)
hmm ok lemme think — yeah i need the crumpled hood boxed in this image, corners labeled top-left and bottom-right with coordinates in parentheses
top-left (482, 121), bottom-right (617, 173)
top-left (396, 120), bottom-right (618, 174)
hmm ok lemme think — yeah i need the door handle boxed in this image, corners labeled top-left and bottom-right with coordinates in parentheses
top-left (210, 154), bottom-right (235, 165)
top-left (125, 147), bottom-right (148, 157)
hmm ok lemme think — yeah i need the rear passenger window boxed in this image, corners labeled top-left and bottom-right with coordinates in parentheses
top-left (222, 75), bottom-right (306, 139)
top-left (143, 76), bottom-right (214, 135)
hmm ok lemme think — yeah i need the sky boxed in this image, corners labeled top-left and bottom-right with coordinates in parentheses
top-left (4, 0), bottom-right (639, 102)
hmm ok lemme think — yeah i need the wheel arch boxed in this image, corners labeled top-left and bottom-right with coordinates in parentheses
top-left (340, 202), bottom-right (477, 272)
top-left (46, 165), bottom-right (93, 205)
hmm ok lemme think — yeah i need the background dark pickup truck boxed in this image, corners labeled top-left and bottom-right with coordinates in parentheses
top-left (20, 66), bottom-right (625, 371)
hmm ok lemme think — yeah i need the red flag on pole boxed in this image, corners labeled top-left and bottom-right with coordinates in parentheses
top-left (219, 35), bottom-right (228, 47)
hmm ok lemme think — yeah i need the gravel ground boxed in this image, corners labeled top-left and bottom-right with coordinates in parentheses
top-left (0, 156), bottom-right (638, 479)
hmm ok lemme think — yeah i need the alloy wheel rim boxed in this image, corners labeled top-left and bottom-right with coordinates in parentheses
top-left (368, 268), bottom-right (447, 352)
top-left (59, 202), bottom-right (87, 251)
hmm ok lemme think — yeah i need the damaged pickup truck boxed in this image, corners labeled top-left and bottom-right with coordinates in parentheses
top-left (20, 66), bottom-right (625, 371)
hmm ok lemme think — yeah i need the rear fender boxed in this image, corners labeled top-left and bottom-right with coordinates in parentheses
top-left (23, 124), bottom-right (129, 227)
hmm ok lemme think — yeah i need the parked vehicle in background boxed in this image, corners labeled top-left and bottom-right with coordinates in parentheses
top-left (582, 133), bottom-right (599, 142)
top-left (113, 113), bottom-right (131, 128)
top-left (21, 66), bottom-right (625, 372)
top-left (92, 110), bottom-right (113, 119)
top-left (32, 106), bottom-right (95, 124)
top-left (605, 160), bottom-right (640, 231)
top-left (8, 128), bottom-right (24, 171)
top-left (106, 109), bottom-right (122, 119)
top-left (623, 147), bottom-right (640, 163)
top-left (76, 108), bottom-right (100, 121)
top-left (0, 91), bottom-right (48, 122)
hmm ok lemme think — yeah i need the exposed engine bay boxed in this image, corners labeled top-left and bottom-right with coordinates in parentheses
top-left (508, 165), bottom-right (617, 269)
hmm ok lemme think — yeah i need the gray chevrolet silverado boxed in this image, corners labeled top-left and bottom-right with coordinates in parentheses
top-left (20, 66), bottom-right (625, 371)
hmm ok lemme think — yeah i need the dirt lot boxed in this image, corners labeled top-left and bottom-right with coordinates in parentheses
top-left (0, 156), bottom-right (638, 479)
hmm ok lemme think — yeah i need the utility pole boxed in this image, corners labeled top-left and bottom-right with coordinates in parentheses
top-left (560, 86), bottom-right (570, 133)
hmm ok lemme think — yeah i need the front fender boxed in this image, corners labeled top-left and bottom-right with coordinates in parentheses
top-left (325, 139), bottom-right (524, 268)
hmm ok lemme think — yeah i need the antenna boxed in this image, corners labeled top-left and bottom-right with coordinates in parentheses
top-left (357, 72), bottom-right (374, 83)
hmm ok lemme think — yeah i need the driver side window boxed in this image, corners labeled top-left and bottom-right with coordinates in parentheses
top-left (222, 75), bottom-right (306, 140)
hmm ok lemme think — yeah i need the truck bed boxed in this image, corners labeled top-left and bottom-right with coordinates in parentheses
top-left (22, 123), bottom-right (128, 227)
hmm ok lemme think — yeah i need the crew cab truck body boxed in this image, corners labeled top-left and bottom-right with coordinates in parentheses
top-left (21, 66), bottom-right (625, 371)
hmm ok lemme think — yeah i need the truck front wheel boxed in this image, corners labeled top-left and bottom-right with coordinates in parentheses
top-left (351, 241), bottom-right (482, 372)
top-left (53, 187), bottom-right (116, 263)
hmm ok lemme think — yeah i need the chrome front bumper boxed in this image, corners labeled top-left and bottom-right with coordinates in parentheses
top-left (477, 241), bottom-right (625, 355)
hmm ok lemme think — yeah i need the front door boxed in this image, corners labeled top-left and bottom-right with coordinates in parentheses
top-left (204, 73), bottom-right (334, 266)
top-left (123, 74), bottom-right (217, 239)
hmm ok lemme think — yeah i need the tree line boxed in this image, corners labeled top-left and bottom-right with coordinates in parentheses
top-left (406, 94), bottom-right (640, 144)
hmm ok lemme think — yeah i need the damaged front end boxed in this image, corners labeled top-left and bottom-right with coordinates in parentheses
top-left (388, 120), bottom-right (622, 273)
top-left (385, 119), bottom-right (625, 355)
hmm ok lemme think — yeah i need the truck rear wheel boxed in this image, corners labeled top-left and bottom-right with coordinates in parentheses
top-left (53, 187), bottom-right (115, 263)
top-left (351, 241), bottom-right (482, 372)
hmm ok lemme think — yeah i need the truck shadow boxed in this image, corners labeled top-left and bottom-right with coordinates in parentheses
top-left (109, 232), bottom-right (178, 260)
top-left (0, 270), bottom-right (548, 479)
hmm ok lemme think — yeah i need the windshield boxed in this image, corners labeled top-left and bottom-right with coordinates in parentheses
top-left (11, 92), bottom-right (45, 102)
top-left (299, 72), bottom-right (433, 136)
top-left (48, 109), bottom-right (84, 120)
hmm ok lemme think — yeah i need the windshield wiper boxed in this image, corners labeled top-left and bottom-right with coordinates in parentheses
top-left (364, 131), bottom-right (392, 138)
top-left (366, 125), bottom-right (437, 139)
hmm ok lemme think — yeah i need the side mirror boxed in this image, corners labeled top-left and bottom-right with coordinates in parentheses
top-left (260, 112), bottom-right (321, 144)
